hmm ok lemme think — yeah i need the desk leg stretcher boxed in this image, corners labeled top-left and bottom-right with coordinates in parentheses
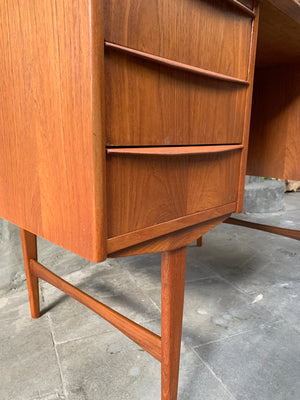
top-left (20, 228), bottom-right (187, 400)
top-left (224, 217), bottom-right (300, 240)
top-left (196, 217), bottom-right (300, 247)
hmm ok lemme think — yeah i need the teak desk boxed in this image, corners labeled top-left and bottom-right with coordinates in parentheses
top-left (0, 1), bottom-right (299, 399)
top-left (223, 0), bottom-right (300, 241)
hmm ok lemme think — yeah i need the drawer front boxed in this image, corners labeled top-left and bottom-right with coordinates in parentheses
top-left (105, 51), bottom-right (247, 146)
top-left (104, 0), bottom-right (253, 81)
top-left (107, 150), bottom-right (241, 238)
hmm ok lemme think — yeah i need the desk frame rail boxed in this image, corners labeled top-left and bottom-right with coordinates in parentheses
top-left (224, 217), bottom-right (300, 240)
top-left (196, 217), bottom-right (300, 248)
top-left (20, 228), bottom-right (187, 400)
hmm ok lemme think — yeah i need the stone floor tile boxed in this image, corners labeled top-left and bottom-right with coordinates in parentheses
top-left (188, 221), bottom-right (300, 298)
top-left (30, 391), bottom-right (66, 400)
top-left (40, 259), bottom-right (126, 299)
top-left (198, 210), bottom-right (299, 256)
top-left (146, 277), bottom-right (277, 347)
top-left (255, 279), bottom-right (300, 332)
top-left (57, 330), bottom-right (160, 400)
top-left (0, 290), bottom-right (36, 321)
top-left (199, 252), bottom-right (300, 296)
top-left (189, 231), bottom-right (256, 271)
top-left (0, 315), bottom-right (64, 400)
top-left (41, 267), bottom-right (160, 344)
top-left (283, 193), bottom-right (300, 211)
top-left (178, 345), bottom-right (235, 400)
top-left (56, 329), bottom-right (235, 400)
top-left (118, 251), bottom-right (217, 291)
top-left (195, 321), bottom-right (300, 400)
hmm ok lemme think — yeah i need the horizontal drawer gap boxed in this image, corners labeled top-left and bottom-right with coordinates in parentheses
top-left (107, 145), bottom-right (243, 156)
top-left (227, 0), bottom-right (255, 17)
top-left (105, 42), bottom-right (250, 86)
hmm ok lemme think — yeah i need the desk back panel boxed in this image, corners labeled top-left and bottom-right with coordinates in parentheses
top-left (256, 0), bottom-right (300, 67)
top-left (247, 65), bottom-right (300, 180)
top-left (0, 0), bottom-right (106, 261)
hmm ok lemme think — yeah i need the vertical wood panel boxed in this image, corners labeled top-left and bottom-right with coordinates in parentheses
top-left (0, 0), bottom-right (106, 261)
top-left (247, 65), bottom-right (300, 180)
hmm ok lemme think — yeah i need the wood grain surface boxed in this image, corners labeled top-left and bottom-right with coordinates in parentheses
top-left (0, 0), bottom-right (106, 262)
top-left (108, 203), bottom-right (236, 254)
top-left (109, 216), bottom-right (231, 258)
top-left (105, 51), bottom-right (247, 146)
top-left (247, 65), bottom-right (300, 180)
top-left (105, 42), bottom-right (250, 85)
top-left (107, 151), bottom-right (241, 238)
top-left (262, 0), bottom-right (300, 25)
top-left (106, 145), bottom-right (244, 156)
top-left (104, 0), bottom-right (253, 80)
top-left (1, 2), bottom-right (298, 400)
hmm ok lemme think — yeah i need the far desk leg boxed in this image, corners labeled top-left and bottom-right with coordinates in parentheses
top-left (197, 237), bottom-right (203, 247)
top-left (161, 247), bottom-right (187, 400)
top-left (20, 229), bottom-right (40, 318)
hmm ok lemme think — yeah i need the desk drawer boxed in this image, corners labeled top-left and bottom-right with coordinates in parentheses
top-left (105, 51), bottom-right (247, 146)
top-left (107, 147), bottom-right (242, 237)
top-left (104, 0), bottom-right (254, 81)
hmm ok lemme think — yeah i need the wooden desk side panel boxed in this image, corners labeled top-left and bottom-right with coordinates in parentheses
top-left (247, 65), bottom-right (300, 180)
top-left (0, 0), bottom-right (106, 262)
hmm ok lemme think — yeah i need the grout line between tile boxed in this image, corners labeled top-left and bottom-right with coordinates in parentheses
top-left (192, 328), bottom-right (257, 349)
top-left (47, 314), bottom-right (68, 400)
top-left (216, 274), bottom-right (256, 298)
top-left (184, 274), bottom-right (220, 284)
top-left (52, 317), bottom-right (161, 347)
top-left (147, 295), bottom-right (161, 312)
top-left (188, 344), bottom-right (237, 400)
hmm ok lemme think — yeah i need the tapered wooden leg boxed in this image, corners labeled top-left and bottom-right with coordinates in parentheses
top-left (20, 229), bottom-right (40, 318)
top-left (197, 237), bottom-right (203, 247)
top-left (161, 247), bottom-right (187, 400)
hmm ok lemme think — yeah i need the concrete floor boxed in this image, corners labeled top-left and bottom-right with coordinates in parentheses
top-left (0, 193), bottom-right (299, 400)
